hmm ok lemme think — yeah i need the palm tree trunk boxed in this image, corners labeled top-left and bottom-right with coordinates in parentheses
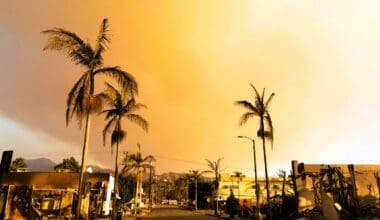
top-left (112, 141), bottom-right (120, 220)
top-left (253, 140), bottom-right (260, 219)
top-left (76, 112), bottom-right (91, 219)
top-left (260, 116), bottom-right (271, 220)
top-left (135, 171), bottom-right (139, 215)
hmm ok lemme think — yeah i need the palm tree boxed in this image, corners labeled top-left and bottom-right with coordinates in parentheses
top-left (41, 18), bottom-right (138, 218)
top-left (122, 144), bottom-right (155, 214)
top-left (231, 171), bottom-right (245, 200)
top-left (205, 158), bottom-right (223, 215)
top-left (182, 173), bottom-right (193, 207)
top-left (235, 83), bottom-right (275, 219)
top-left (187, 170), bottom-right (206, 211)
top-left (100, 83), bottom-right (148, 220)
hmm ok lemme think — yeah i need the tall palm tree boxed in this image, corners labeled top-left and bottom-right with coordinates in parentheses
top-left (122, 144), bottom-right (155, 214)
top-left (235, 83), bottom-right (275, 219)
top-left (205, 158), bottom-right (223, 215)
top-left (231, 171), bottom-right (245, 200)
top-left (100, 83), bottom-right (148, 220)
top-left (187, 170), bottom-right (207, 211)
top-left (41, 18), bottom-right (138, 218)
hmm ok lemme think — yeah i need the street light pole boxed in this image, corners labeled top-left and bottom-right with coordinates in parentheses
top-left (238, 135), bottom-right (261, 220)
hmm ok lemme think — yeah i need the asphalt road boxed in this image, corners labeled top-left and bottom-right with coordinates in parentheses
top-left (142, 205), bottom-right (221, 220)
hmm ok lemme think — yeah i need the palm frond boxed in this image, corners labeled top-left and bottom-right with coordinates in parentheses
top-left (142, 155), bottom-right (156, 163)
top-left (205, 159), bottom-right (215, 171)
top-left (121, 147), bottom-right (154, 175)
top-left (250, 83), bottom-right (261, 100)
top-left (257, 128), bottom-right (273, 145)
top-left (261, 88), bottom-right (266, 104)
top-left (111, 129), bottom-right (126, 146)
top-left (126, 114), bottom-right (149, 132)
top-left (127, 103), bottom-right (148, 113)
top-left (72, 80), bottom-right (91, 127)
top-left (216, 158), bottom-right (223, 168)
top-left (88, 93), bottom-right (104, 114)
top-left (66, 73), bottom-right (87, 125)
top-left (104, 82), bottom-right (120, 101)
top-left (41, 28), bottom-right (85, 48)
top-left (95, 91), bottom-right (111, 108)
top-left (94, 67), bottom-right (138, 95)
top-left (238, 112), bottom-right (256, 126)
top-left (41, 28), bottom-right (94, 67)
top-left (102, 116), bottom-right (117, 146)
top-left (103, 82), bottom-right (125, 109)
top-left (101, 109), bottom-right (119, 120)
top-left (124, 98), bottom-right (136, 112)
top-left (235, 100), bottom-right (259, 113)
top-left (264, 93), bottom-right (275, 109)
top-left (93, 18), bottom-right (110, 67)
top-left (265, 111), bottom-right (274, 148)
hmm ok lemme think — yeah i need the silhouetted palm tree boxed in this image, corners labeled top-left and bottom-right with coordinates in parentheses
top-left (122, 144), bottom-right (155, 214)
top-left (41, 18), bottom-right (138, 218)
top-left (182, 173), bottom-right (193, 206)
top-left (205, 158), bottom-right (223, 215)
top-left (188, 170), bottom-right (206, 211)
top-left (100, 83), bottom-right (148, 219)
top-left (231, 171), bottom-right (245, 199)
top-left (235, 83), bottom-right (274, 219)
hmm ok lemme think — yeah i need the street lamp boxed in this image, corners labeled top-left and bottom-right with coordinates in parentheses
top-left (238, 135), bottom-right (261, 219)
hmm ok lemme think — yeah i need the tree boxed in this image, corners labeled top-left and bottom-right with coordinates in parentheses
top-left (10, 157), bottom-right (28, 172)
top-left (205, 158), bottom-right (223, 215)
top-left (118, 174), bottom-right (136, 203)
top-left (122, 144), bottom-right (155, 214)
top-left (41, 18), bottom-right (138, 218)
top-left (277, 170), bottom-right (286, 198)
top-left (187, 170), bottom-right (207, 211)
top-left (54, 157), bottom-right (81, 172)
top-left (100, 83), bottom-right (148, 220)
top-left (235, 83), bottom-right (275, 219)
top-left (173, 176), bottom-right (188, 203)
top-left (231, 171), bottom-right (245, 200)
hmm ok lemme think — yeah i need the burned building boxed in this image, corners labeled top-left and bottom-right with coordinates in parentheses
top-left (292, 160), bottom-right (380, 218)
top-left (0, 171), bottom-right (114, 219)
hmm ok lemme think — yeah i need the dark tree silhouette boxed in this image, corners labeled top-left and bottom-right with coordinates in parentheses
top-left (121, 144), bottom-right (155, 215)
top-left (187, 170), bottom-right (207, 211)
top-left (41, 18), bottom-right (138, 218)
top-left (235, 83), bottom-right (275, 219)
top-left (54, 157), bottom-right (81, 172)
top-left (205, 158), bottom-right (223, 215)
top-left (10, 157), bottom-right (28, 172)
top-left (100, 83), bottom-right (148, 219)
top-left (231, 171), bottom-right (245, 199)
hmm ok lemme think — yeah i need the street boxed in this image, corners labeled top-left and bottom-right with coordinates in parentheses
top-left (141, 205), bottom-right (221, 220)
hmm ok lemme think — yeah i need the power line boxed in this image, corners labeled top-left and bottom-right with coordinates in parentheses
top-left (151, 154), bottom-right (205, 166)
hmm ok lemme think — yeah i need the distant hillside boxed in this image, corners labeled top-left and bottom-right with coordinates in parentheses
top-left (24, 157), bottom-right (112, 173)
top-left (25, 158), bottom-right (56, 172)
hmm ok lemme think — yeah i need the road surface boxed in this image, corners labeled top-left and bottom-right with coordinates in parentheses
top-left (142, 205), bottom-right (221, 220)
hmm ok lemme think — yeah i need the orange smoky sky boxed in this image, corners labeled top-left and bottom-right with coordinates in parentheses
top-left (1, 1), bottom-right (380, 176)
